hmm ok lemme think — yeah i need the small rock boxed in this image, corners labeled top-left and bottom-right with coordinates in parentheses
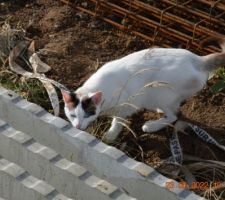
top-left (88, 21), bottom-right (98, 28)
top-left (75, 12), bottom-right (89, 20)
top-left (81, 2), bottom-right (88, 8)
top-left (25, 4), bottom-right (31, 8)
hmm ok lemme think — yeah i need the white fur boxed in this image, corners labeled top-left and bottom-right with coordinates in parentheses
top-left (64, 45), bottom-right (224, 143)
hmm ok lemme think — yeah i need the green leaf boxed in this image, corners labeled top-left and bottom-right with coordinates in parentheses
top-left (210, 80), bottom-right (225, 93)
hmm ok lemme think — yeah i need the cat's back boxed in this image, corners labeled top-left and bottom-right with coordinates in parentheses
top-left (93, 47), bottom-right (199, 72)
top-left (109, 47), bottom-right (200, 70)
top-left (82, 47), bottom-right (202, 90)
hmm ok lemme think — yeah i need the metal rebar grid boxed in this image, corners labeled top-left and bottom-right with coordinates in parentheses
top-left (60, 0), bottom-right (225, 54)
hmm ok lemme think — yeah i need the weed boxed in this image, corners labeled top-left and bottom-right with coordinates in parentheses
top-left (210, 68), bottom-right (225, 93)
top-left (0, 70), bottom-right (51, 112)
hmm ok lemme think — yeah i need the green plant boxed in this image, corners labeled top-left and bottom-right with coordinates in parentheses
top-left (0, 70), bottom-right (52, 112)
top-left (210, 68), bottom-right (225, 93)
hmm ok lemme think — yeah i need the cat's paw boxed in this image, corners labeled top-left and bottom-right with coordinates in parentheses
top-left (142, 121), bottom-right (163, 133)
top-left (103, 129), bottom-right (119, 143)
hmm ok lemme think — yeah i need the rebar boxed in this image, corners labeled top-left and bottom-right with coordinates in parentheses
top-left (59, 0), bottom-right (225, 54)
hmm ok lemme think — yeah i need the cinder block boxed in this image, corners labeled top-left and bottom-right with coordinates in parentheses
top-left (0, 156), bottom-right (72, 200)
top-left (17, 100), bottom-right (46, 116)
top-left (0, 119), bottom-right (136, 200)
top-left (0, 87), bottom-right (204, 200)
top-left (0, 87), bottom-right (9, 95)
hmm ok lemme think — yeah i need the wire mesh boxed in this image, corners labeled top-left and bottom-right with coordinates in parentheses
top-left (60, 0), bottom-right (225, 54)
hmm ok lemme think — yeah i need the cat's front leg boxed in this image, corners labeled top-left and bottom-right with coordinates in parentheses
top-left (103, 117), bottom-right (123, 143)
top-left (142, 110), bottom-right (177, 133)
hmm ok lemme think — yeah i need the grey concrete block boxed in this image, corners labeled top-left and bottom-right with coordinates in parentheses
top-left (0, 119), bottom-right (136, 200)
top-left (0, 87), bottom-right (204, 200)
top-left (21, 175), bottom-right (56, 196)
top-left (17, 100), bottom-right (46, 116)
top-left (101, 146), bottom-right (126, 160)
top-left (0, 87), bottom-right (8, 95)
top-left (0, 156), bottom-right (72, 200)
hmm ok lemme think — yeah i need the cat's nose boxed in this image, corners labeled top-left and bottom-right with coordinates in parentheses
top-left (76, 124), bottom-right (81, 129)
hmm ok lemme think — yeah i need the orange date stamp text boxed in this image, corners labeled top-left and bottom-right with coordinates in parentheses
top-left (165, 181), bottom-right (222, 190)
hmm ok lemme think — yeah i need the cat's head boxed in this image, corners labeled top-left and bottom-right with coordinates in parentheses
top-left (61, 90), bottom-right (103, 130)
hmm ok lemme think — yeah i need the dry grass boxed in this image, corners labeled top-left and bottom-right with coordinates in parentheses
top-left (0, 22), bottom-right (52, 112)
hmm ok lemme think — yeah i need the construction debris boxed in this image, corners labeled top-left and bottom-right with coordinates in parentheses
top-left (60, 0), bottom-right (225, 54)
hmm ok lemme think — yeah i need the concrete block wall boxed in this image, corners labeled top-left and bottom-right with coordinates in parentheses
top-left (0, 119), bottom-right (135, 200)
top-left (0, 87), bottom-right (204, 200)
top-left (0, 156), bottom-right (72, 200)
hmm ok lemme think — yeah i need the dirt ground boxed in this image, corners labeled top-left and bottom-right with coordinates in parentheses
top-left (1, 0), bottom-right (225, 195)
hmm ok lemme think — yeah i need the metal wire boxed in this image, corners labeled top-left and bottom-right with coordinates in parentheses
top-left (60, 0), bottom-right (225, 54)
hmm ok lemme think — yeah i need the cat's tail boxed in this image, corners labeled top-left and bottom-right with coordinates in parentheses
top-left (201, 36), bottom-right (225, 71)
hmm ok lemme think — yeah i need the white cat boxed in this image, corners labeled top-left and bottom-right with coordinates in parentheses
top-left (61, 37), bottom-right (225, 142)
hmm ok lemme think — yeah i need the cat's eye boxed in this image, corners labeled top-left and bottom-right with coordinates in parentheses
top-left (84, 110), bottom-right (95, 118)
top-left (71, 114), bottom-right (76, 118)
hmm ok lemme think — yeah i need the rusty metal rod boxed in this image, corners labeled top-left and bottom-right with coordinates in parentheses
top-left (107, 0), bottom-right (220, 52)
top-left (92, 0), bottom-right (216, 52)
top-left (197, 0), bottom-right (225, 11)
top-left (120, 0), bottom-right (221, 53)
top-left (59, 0), bottom-right (221, 54)
top-left (161, 0), bottom-right (225, 26)
top-left (92, 1), bottom-right (192, 42)
top-left (121, 0), bottom-right (223, 38)
top-left (59, 0), bottom-right (169, 45)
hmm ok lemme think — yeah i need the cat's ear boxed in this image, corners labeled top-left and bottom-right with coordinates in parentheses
top-left (91, 91), bottom-right (102, 106)
top-left (61, 90), bottom-right (72, 104)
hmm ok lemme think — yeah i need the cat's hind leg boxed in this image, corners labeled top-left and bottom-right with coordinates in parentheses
top-left (142, 109), bottom-right (177, 133)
